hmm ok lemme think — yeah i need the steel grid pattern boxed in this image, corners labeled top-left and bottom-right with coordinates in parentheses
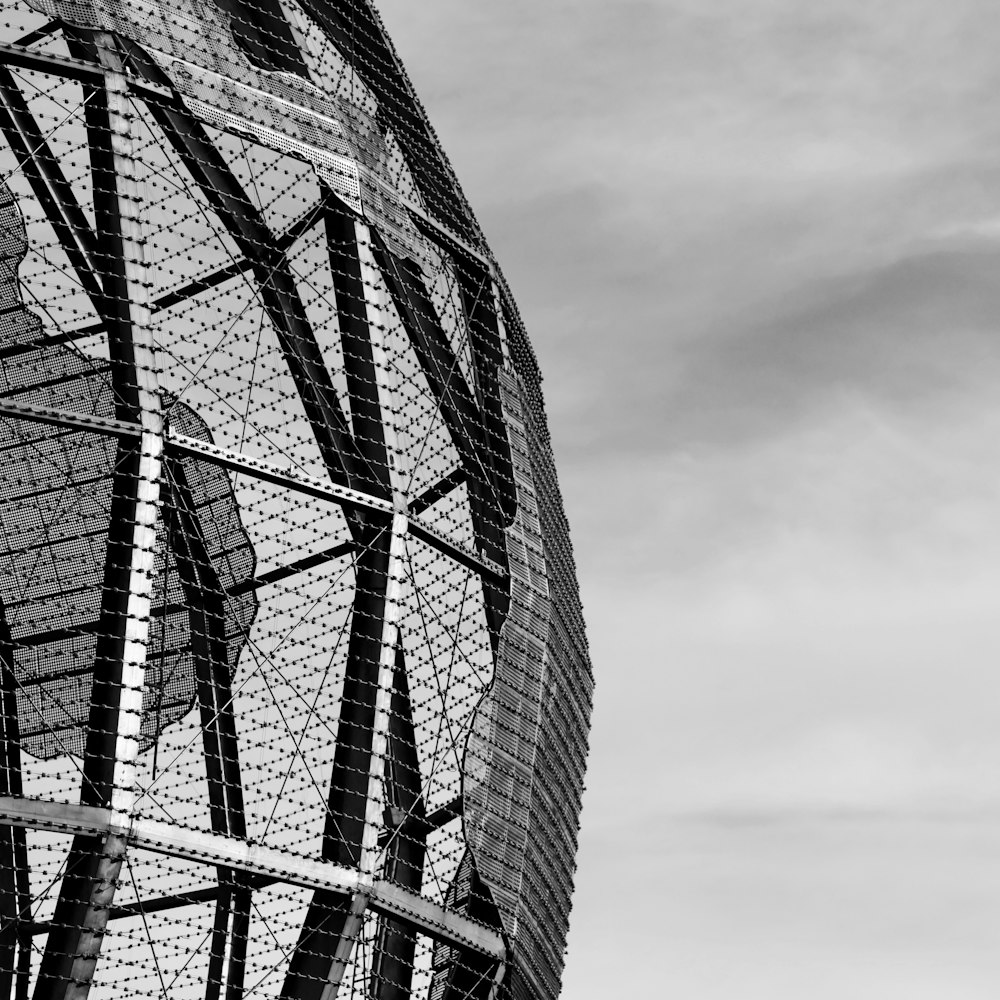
top-left (0, 3), bottom-right (594, 999)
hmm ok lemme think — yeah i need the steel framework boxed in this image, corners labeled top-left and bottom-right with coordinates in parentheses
top-left (0, 3), bottom-right (593, 999)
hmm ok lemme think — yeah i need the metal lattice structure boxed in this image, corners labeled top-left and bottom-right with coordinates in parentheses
top-left (0, 3), bottom-right (593, 998)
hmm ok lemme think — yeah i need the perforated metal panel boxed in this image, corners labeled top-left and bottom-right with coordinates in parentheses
top-left (0, 5), bottom-right (593, 999)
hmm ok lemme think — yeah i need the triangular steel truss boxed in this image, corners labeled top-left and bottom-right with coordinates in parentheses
top-left (0, 7), bottom-right (593, 1000)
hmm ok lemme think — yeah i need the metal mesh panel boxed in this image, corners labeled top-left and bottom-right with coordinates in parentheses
top-left (0, 3), bottom-right (593, 998)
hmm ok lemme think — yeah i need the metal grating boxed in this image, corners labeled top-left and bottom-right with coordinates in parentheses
top-left (0, 3), bottom-right (594, 998)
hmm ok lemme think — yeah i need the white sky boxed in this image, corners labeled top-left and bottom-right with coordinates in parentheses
top-left (375, 3), bottom-right (1000, 996)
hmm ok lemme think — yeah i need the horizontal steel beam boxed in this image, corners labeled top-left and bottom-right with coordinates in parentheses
top-left (409, 468), bottom-right (467, 517)
top-left (0, 399), bottom-right (136, 439)
top-left (0, 40), bottom-right (485, 279)
top-left (0, 401), bottom-right (391, 510)
top-left (108, 874), bottom-right (276, 921)
top-left (0, 798), bottom-right (505, 959)
top-left (29, 877), bottom-right (279, 935)
top-left (378, 795), bottom-right (461, 848)
top-left (0, 796), bottom-right (109, 836)
top-left (407, 205), bottom-right (493, 274)
top-left (0, 41), bottom-right (167, 105)
top-left (168, 431), bottom-right (395, 516)
top-left (229, 540), bottom-right (356, 595)
top-left (407, 516), bottom-right (506, 583)
top-left (0, 401), bottom-right (507, 582)
top-left (14, 538), bottom-right (358, 652)
top-left (0, 41), bottom-right (104, 84)
top-left (140, 814), bottom-right (506, 958)
top-left (5, 193), bottom-right (332, 360)
top-left (14, 20), bottom-right (59, 47)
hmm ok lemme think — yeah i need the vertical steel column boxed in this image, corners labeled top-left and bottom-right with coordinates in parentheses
top-left (162, 456), bottom-right (251, 1000)
top-left (0, 66), bottom-right (108, 314)
top-left (125, 66), bottom-right (368, 502)
top-left (369, 643), bottom-right (425, 1000)
top-left (353, 217), bottom-right (409, 881)
top-left (282, 216), bottom-right (407, 1000)
top-left (431, 856), bottom-right (505, 1000)
top-left (453, 258), bottom-right (515, 524)
top-left (0, 608), bottom-right (28, 1000)
top-left (370, 242), bottom-right (512, 655)
top-left (378, 250), bottom-right (512, 1000)
top-left (34, 32), bottom-right (162, 1000)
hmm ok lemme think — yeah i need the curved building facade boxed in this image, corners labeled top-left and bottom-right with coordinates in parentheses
top-left (0, 3), bottom-right (593, 998)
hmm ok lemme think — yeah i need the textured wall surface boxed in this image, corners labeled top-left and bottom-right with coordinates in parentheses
top-left (0, 3), bottom-right (592, 997)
